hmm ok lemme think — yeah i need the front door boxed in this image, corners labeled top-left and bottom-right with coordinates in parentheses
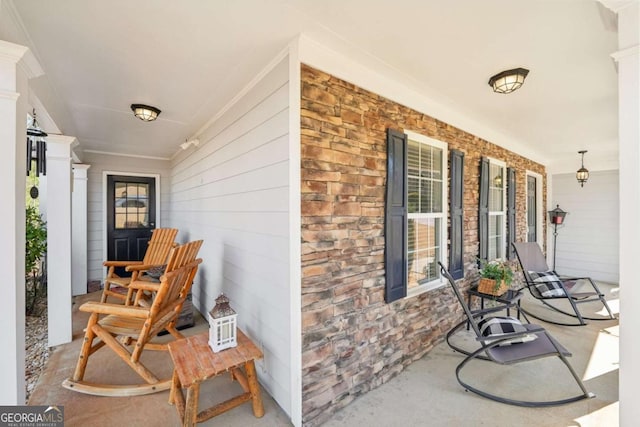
top-left (526, 175), bottom-right (537, 242)
top-left (106, 175), bottom-right (156, 276)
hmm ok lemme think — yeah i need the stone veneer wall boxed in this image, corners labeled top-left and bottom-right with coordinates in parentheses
top-left (300, 64), bottom-right (546, 426)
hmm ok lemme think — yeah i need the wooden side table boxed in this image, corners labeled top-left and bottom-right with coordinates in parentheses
top-left (168, 329), bottom-right (264, 426)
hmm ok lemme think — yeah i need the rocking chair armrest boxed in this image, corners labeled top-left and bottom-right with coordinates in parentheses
top-left (475, 325), bottom-right (545, 343)
top-left (103, 260), bottom-right (144, 268)
top-left (79, 301), bottom-right (149, 318)
top-left (125, 263), bottom-right (157, 272)
top-left (128, 281), bottom-right (161, 292)
top-left (552, 272), bottom-right (597, 285)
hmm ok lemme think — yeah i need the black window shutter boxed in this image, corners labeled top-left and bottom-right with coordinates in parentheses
top-left (449, 150), bottom-right (464, 279)
top-left (478, 157), bottom-right (489, 264)
top-left (507, 167), bottom-right (516, 260)
top-left (385, 128), bottom-right (408, 303)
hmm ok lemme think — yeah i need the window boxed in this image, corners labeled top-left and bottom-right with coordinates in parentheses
top-left (487, 159), bottom-right (506, 260)
top-left (114, 181), bottom-right (150, 229)
top-left (384, 129), bottom-right (449, 302)
top-left (406, 132), bottom-right (447, 292)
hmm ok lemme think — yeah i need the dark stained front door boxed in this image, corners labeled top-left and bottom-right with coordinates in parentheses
top-left (526, 175), bottom-right (537, 242)
top-left (106, 175), bottom-right (156, 276)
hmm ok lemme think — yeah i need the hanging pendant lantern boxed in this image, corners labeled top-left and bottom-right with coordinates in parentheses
top-left (576, 150), bottom-right (589, 187)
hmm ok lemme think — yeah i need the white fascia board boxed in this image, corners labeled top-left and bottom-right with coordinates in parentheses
top-left (296, 34), bottom-right (549, 167)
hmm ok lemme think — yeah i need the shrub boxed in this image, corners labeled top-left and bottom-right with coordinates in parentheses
top-left (25, 206), bottom-right (47, 316)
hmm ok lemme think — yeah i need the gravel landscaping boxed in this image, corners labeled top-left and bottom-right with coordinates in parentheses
top-left (25, 311), bottom-right (49, 403)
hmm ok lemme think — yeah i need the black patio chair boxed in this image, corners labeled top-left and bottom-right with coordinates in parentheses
top-left (439, 261), bottom-right (594, 407)
top-left (512, 242), bottom-right (615, 326)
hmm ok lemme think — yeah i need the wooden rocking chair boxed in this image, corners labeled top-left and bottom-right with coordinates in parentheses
top-left (101, 228), bottom-right (178, 305)
top-left (63, 240), bottom-right (203, 397)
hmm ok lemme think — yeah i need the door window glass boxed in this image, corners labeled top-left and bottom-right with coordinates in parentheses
top-left (114, 182), bottom-right (149, 229)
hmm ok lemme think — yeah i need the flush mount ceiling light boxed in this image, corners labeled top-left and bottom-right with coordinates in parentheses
top-left (130, 104), bottom-right (161, 122)
top-left (576, 150), bottom-right (589, 187)
top-left (488, 68), bottom-right (529, 94)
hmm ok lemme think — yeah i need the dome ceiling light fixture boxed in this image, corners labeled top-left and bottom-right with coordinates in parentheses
top-left (488, 68), bottom-right (529, 94)
top-left (130, 104), bottom-right (161, 122)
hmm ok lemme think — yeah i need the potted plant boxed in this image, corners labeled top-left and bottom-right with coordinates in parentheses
top-left (478, 259), bottom-right (514, 296)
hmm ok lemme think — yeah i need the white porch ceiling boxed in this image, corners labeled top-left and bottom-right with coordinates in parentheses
top-left (8, 0), bottom-right (618, 172)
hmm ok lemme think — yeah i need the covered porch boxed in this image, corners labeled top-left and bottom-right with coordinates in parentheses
top-left (28, 286), bottom-right (619, 426)
top-left (1, 2), bottom-right (638, 427)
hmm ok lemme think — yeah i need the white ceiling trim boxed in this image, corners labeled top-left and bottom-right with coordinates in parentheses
top-left (0, 89), bottom-right (19, 101)
top-left (599, 0), bottom-right (638, 13)
top-left (29, 92), bottom-right (60, 133)
top-left (0, 39), bottom-right (28, 63)
top-left (17, 48), bottom-right (43, 79)
top-left (83, 149), bottom-right (170, 162)
top-left (296, 34), bottom-right (549, 168)
top-left (0, 3), bottom-right (43, 79)
top-left (189, 44), bottom-right (292, 142)
top-left (611, 45), bottom-right (640, 61)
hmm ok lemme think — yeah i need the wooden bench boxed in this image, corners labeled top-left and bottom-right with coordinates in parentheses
top-left (168, 329), bottom-right (264, 426)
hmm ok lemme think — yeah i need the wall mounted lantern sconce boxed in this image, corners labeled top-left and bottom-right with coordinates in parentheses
top-left (131, 104), bottom-right (161, 122)
top-left (576, 150), bottom-right (589, 187)
top-left (548, 204), bottom-right (567, 271)
top-left (488, 68), bottom-right (529, 94)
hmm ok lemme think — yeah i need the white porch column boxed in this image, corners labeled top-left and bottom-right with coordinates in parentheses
top-left (46, 135), bottom-right (75, 346)
top-left (0, 39), bottom-right (42, 405)
top-left (606, 2), bottom-right (640, 425)
top-left (72, 164), bottom-right (90, 296)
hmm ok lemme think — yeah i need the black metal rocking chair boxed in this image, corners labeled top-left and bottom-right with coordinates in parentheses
top-left (439, 262), bottom-right (594, 407)
top-left (512, 242), bottom-right (615, 326)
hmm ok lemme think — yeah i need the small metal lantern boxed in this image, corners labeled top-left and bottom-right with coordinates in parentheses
top-left (208, 293), bottom-right (237, 352)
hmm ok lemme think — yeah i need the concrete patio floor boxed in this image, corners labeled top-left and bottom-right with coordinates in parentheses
top-left (29, 285), bottom-right (619, 426)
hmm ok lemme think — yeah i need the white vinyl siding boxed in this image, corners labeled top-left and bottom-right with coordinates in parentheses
top-left (551, 170), bottom-right (619, 283)
top-left (169, 55), bottom-right (292, 416)
top-left (83, 152), bottom-right (171, 282)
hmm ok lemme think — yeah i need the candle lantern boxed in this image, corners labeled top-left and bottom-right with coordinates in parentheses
top-left (208, 293), bottom-right (237, 352)
top-left (547, 205), bottom-right (568, 271)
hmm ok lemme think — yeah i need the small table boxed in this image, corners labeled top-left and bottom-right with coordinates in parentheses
top-left (467, 286), bottom-right (524, 319)
top-left (168, 329), bottom-right (264, 426)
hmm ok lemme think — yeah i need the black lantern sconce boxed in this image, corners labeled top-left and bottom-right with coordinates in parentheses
top-left (576, 150), bottom-right (589, 187)
top-left (548, 205), bottom-right (567, 271)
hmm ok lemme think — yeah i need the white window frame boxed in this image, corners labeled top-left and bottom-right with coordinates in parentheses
top-left (404, 130), bottom-right (448, 297)
top-left (526, 170), bottom-right (543, 248)
top-left (487, 158), bottom-right (507, 260)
